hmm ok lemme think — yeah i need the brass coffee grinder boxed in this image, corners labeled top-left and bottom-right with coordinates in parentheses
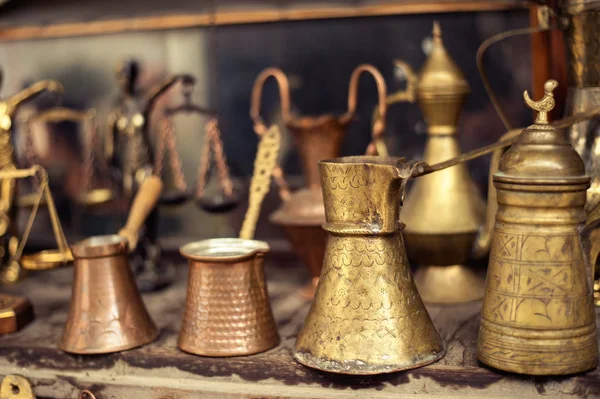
top-left (0, 74), bottom-right (63, 284)
top-left (106, 59), bottom-right (194, 291)
top-left (390, 22), bottom-right (488, 303)
top-left (250, 65), bottom-right (387, 297)
top-left (478, 80), bottom-right (599, 375)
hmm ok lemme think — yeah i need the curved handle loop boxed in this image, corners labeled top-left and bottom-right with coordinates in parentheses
top-left (390, 60), bottom-right (418, 105)
top-left (29, 108), bottom-right (95, 124)
top-left (249, 68), bottom-right (292, 202)
top-left (250, 67), bottom-right (292, 136)
top-left (341, 64), bottom-right (389, 156)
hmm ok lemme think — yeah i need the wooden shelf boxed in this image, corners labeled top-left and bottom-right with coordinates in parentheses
top-left (0, 0), bottom-right (527, 42)
top-left (0, 253), bottom-right (597, 398)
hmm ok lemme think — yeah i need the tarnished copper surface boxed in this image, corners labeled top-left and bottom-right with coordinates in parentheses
top-left (477, 81), bottom-right (600, 375)
top-left (251, 65), bottom-right (388, 291)
top-left (60, 235), bottom-right (158, 354)
top-left (294, 156), bottom-right (445, 375)
top-left (564, 7), bottom-right (600, 88)
top-left (178, 238), bottom-right (280, 357)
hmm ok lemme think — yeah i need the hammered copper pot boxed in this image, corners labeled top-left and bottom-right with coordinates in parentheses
top-left (60, 235), bottom-right (159, 354)
top-left (178, 238), bottom-right (280, 357)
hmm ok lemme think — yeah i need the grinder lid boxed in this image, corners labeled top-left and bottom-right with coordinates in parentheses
top-left (495, 79), bottom-right (589, 184)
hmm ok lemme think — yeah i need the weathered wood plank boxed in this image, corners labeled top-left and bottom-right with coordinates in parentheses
top-left (0, 253), bottom-right (597, 398)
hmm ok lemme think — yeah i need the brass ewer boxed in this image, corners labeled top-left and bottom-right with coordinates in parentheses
top-left (389, 22), bottom-right (488, 303)
top-left (60, 176), bottom-right (163, 354)
top-left (294, 157), bottom-right (447, 375)
top-left (477, 80), bottom-right (600, 375)
top-left (251, 65), bottom-right (387, 296)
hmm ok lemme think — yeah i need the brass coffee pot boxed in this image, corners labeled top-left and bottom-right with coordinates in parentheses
top-left (389, 22), bottom-right (491, 303)
top-left (478, 80), bottom-right (600, 375)
top-left (251, 65), bottom-right (387, 296)
top-left (294, 137), bottom-right (515, 374)
top-left (60, 176), bottom-right (163, 354)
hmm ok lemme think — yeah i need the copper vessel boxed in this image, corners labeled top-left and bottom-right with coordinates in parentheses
top-left (389, 22), bottom-right (493, 304)
top-left (477, 80), bottom-right (600, 375)
top-left (250, 65), bottom-right (387, 296)
top-left (178, 238), bottom-right (280, 356)
top-left (60, 176), bottom-right (162, 354)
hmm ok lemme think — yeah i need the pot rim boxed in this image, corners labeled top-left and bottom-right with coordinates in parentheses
top-left (71, 234), bottom-right (128, 259)
top-left (180, 238), bottom-right (270, 262)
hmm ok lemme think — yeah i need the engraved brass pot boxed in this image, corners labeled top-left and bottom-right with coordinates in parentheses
top-left (178, 238), bottom-right (280, 357)
top-left (391, 23), bottom-right (491, 304)
top-left (294, 156), bottom-right (446, 374)
top-left (60, 235), bottom-right (159, 354)
top-left (251, 65), bottom-right (387, 296)
top-left (477, 81), bottom-right (600, 375)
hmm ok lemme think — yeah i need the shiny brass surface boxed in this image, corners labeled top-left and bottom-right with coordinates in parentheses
top-left (0, 294), bottom-right (34, 335)
top-left (294, 156), bottom-right (445, 375)
top-left (391, 22), bottom-right (487, 303)
top-left (251, 65), bottom-right (388, 288)
top-left (60, 176), bottom-right (163, 354)
top-left (477, 80), bottom-right (599, 375)
top-left (0, 375), bottom-right (36, 399)
top-left (0, 79), bottom-right (62, 283)
top-left (178, 238), bottom-right (280, 356)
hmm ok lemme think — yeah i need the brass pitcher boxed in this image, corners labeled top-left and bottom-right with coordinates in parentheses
top-left (250, 65), bottom-right (387, 296)
top-left (389, 22), bottom-right (490, 303)
top-left (477, 80), bottom-right (600, 375)
top-left (60, 176), bottom-right (163, 354)
top-left (294, 156), bottom-right (447, 375)
top-left (178, 238), bottom-right (280, 356)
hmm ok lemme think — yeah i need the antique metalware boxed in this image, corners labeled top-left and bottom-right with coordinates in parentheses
top-left (60, 176), bottom-right (162, 354)
top-left (0, 294), bottom-right (33, 335)
top-left (157, 85), bottom-right (238, 212)
top-left (178, 126), bottom-right (281, 356)
top-left (294, 133), bottom-right (519, 374)
top-left (477, 80), bottom-right (599, 375)
top-left (24, 107), bottom-right (113, 207)
top-left (106, 59), bottom-right (194, 291)
top-left (387, 22), bottom-right (492, 303)
top-left (0, 77), bottom-right (62, 283)
top-left (0, 375), bottom-right (35, 399)
top-left (251, 64), bottom-right (387, 297)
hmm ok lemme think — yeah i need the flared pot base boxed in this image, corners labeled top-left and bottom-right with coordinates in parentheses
top-left (294, 347), bottom-right (445, 375)
top-left (478, 320), bottom-right (599, 375)
top-left (414, 264), bottom-right (485, 304)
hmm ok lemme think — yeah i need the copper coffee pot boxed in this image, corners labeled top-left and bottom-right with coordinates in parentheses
top-left (60, 175), bottom-right (163, 354)
top-left (477, 80), bottom-right (600, 375)
top-left (294, 135), bottom-right (517, 375)
top-left (178, 125), bottom-right (282, 356)
top-left (250, 65), bottom-right (387, 296)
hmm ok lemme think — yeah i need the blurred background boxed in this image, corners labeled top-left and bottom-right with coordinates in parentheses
top-left (0, 0), bottom-right (534, 250)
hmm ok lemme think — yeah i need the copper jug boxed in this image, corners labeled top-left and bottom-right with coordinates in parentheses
top-left (178, 238), bottom-right (280, 356)
top-left (389, 22), bottom-right (492, 304)
top-left (250, 65), bottom-right (387, 296)
top-left (477, 80), bottom-right (600, 375)
top-left (60, 176), bottom-right (162, 354)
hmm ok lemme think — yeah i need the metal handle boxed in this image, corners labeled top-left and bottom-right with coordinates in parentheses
top-left (250, 67), bottom-right (292, 135)
top-left (118, 175), bottom-right (163, 251)
top-left (249, 67), bottom-right (292, 202)
top-left (342, 64), bottom-right (389, 156)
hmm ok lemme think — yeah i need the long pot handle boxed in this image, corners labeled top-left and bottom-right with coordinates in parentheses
top-left (250, 67), bottom-right (292, 201)
top-left (118, 175), bottom-right (164, 251)
top-left (341, 64), bottom-right (389, 156)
